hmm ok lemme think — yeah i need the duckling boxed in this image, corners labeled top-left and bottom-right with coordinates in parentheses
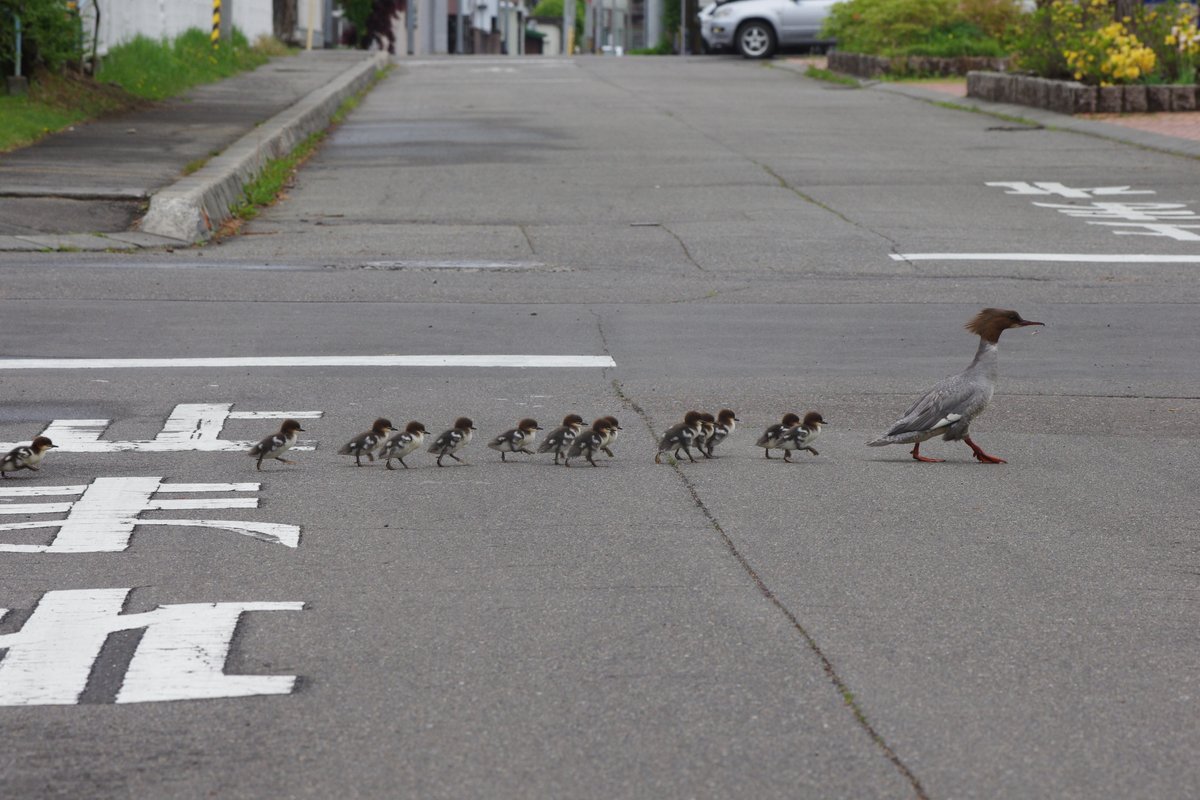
top-left (380, 421), bottom-right (427, 470)
top-left (565, 418), bottom-right (614, 467)
top-left (692, 412), bottom-right (716, 458)
top-left (538, 413), bottom-right (585, 465)
top-left (488, 418), bottom-right (543, 461)
top-left (247, 419), bottom-right (304, 471)
top-left (339, 418), bottom-right (394, 466)
top-left (428, 417), bottom-right (476, 466)
top-left (599, 415), bottom-right (623, 457)
top-left (655, 410), bottom-right (704, 464)
top-left (756, 413), bottom-right (800, 459)
top-left (1, 436), bottom-right (56, 478)
top-left (705, 409), bottom-right (739, 457)
top-left (776, 412), bottom-right (827, 461)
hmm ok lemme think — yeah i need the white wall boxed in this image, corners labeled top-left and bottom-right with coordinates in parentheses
top-left (81, 0), bottom-right (274, 55)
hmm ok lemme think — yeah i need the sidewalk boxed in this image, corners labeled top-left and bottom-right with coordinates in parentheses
top-left (0, 50), bottom-right (385, 252)
top-left (780, 56), bottom-right (1200, 157)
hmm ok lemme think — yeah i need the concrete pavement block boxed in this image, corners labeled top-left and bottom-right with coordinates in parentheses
top-left (0, 236), bottom-right (38, 251)
top-left (139, 51), bottom-right (388, 244)
top-left (8, 234), bottom-right (124, 251)
top-left (102, 231), bottom-right (190, 249)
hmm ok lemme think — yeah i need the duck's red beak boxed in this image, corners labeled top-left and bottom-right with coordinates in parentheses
top-left (1017, 320), bottom-right (1044, 327)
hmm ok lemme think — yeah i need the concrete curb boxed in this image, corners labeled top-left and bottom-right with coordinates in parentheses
top-left (874, 82), bottom-right (1200, 161)
top-left (139, 51), bottom-right (389, 243)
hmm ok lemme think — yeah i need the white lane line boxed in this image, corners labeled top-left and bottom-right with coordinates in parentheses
top-left (890, 253), bottom-right (1200, 263)
top-left (0, 355), bottom-right (616, 370)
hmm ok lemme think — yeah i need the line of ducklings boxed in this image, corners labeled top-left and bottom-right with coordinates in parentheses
top-left (246, 409), bottom-right (827, 471)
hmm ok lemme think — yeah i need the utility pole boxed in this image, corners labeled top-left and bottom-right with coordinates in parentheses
top-left (406, 0), bottom-right (416, 54)
top-left (678, 0), bottom-right (685, 55)
top-left (455, 0), bottom-right (464, 53)
top-left (563, 0), bottom-right (575, 54)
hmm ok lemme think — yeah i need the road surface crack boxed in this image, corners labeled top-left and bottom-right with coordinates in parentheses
top-left (611, 377), bottom-right (930, 800)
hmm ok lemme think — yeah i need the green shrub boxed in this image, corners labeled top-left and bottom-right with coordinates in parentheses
top-left (0, 0), bottom-right (84, 76)
top-left (823, 0), bottom-right (1021, 57)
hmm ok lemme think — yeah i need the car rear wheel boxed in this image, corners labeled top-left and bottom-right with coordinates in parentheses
top-left (736, 21), bottom-right (776, 59)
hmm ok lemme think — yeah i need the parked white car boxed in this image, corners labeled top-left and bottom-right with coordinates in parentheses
top-left (699, 0), bottom-right (839, 58)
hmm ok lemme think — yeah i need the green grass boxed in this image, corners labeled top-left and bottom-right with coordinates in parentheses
top-left (933, 100), bottom-right (1039, 127)
top-left (231, 132), bottom-right (324, 220)
top-left (805, 66), bottom-right (861, 86)
top-left (1, 30), bottom-right (288, 153)
top-left (0, 95), bottom-right (88, 151)
top-left (0, 71), bottom-right (136, 153)
top-left (96, 28), bottom-right (273, 101)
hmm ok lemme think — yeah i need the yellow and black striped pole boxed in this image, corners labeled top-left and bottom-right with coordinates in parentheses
top-left (212, 0), bottom-right (221, 49)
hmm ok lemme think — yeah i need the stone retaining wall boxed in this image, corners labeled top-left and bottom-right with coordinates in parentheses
top-left (967, 71), bottom-right (1200, 114)
top-left (828, 51), bottom-right (1009, 78)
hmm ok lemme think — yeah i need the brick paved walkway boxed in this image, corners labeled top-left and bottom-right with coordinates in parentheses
top-left (1080, 111), bottom-right (1200, 142)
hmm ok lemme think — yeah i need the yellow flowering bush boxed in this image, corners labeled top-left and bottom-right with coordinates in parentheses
top-left (1013, 0), bottom-right (1199, 85)
top-left (1065, 21), bottom-right (1156, 84)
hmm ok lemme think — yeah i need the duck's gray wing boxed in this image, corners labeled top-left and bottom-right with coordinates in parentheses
top-left (874, 374), bottom-right (983, 443)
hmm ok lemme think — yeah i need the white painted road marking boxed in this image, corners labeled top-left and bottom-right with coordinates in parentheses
top-left (0, 403), bottom-right (322, 453)
top-left (890, 253), bottom-right (1200, 263)
top-left (985, 181), bottom-right (1155, 198)
top-left (0, 588), bottom-right (303, 705)
top-left (0, 478), bottom-right (300, 553)
top-left (0, 355), bottom-right (617, 370)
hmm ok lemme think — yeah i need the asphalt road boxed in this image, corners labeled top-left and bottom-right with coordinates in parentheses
top-left (1, 56), bottom-right (1199, 799)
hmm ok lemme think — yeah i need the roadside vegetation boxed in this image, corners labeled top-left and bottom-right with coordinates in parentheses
top-left (1010, 0), bottom-right (1199, 85)
top-left (823, 0), bottom-right (1021, 59)
top-left (1, 0), bottom-right (288, 153)
top-left (95, 29), bottom-right (284, 101)
top-left (805, 65), bottom-right (861, 85)
top-left (823, 0), bottom-right (1200, 85)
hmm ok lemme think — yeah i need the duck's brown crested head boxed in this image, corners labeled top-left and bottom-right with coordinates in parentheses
top-left (965, 308), bottom-right (1044, 343)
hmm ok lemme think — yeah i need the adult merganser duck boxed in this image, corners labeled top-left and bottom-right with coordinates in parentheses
top-left (756, 413), bottom-right (800, 459)
top-left (868, 307), bottom-right (1044, 463)
top-left (248, 419), bottom-right (304, 471)
top-left (655, 410), bottom-right (704, 464)
top-left (776, 412), bottom-right (826, 461)
top-left (1, 436), bottom-right (56, 478)
top-left (339, 418), bottom-right (395, 466)
top-left (380, 421), bottom-right (427, 470)
top-left (428, 417), bottom-right (476, 466)
top-left (488, 418), bottom-right (543, 461)
top-left (705, 409), bottom-right (739, 457)
top-left (566, 418), bottom-right (614, 467)
top-left (538, 413), bottom-right (585, 465)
